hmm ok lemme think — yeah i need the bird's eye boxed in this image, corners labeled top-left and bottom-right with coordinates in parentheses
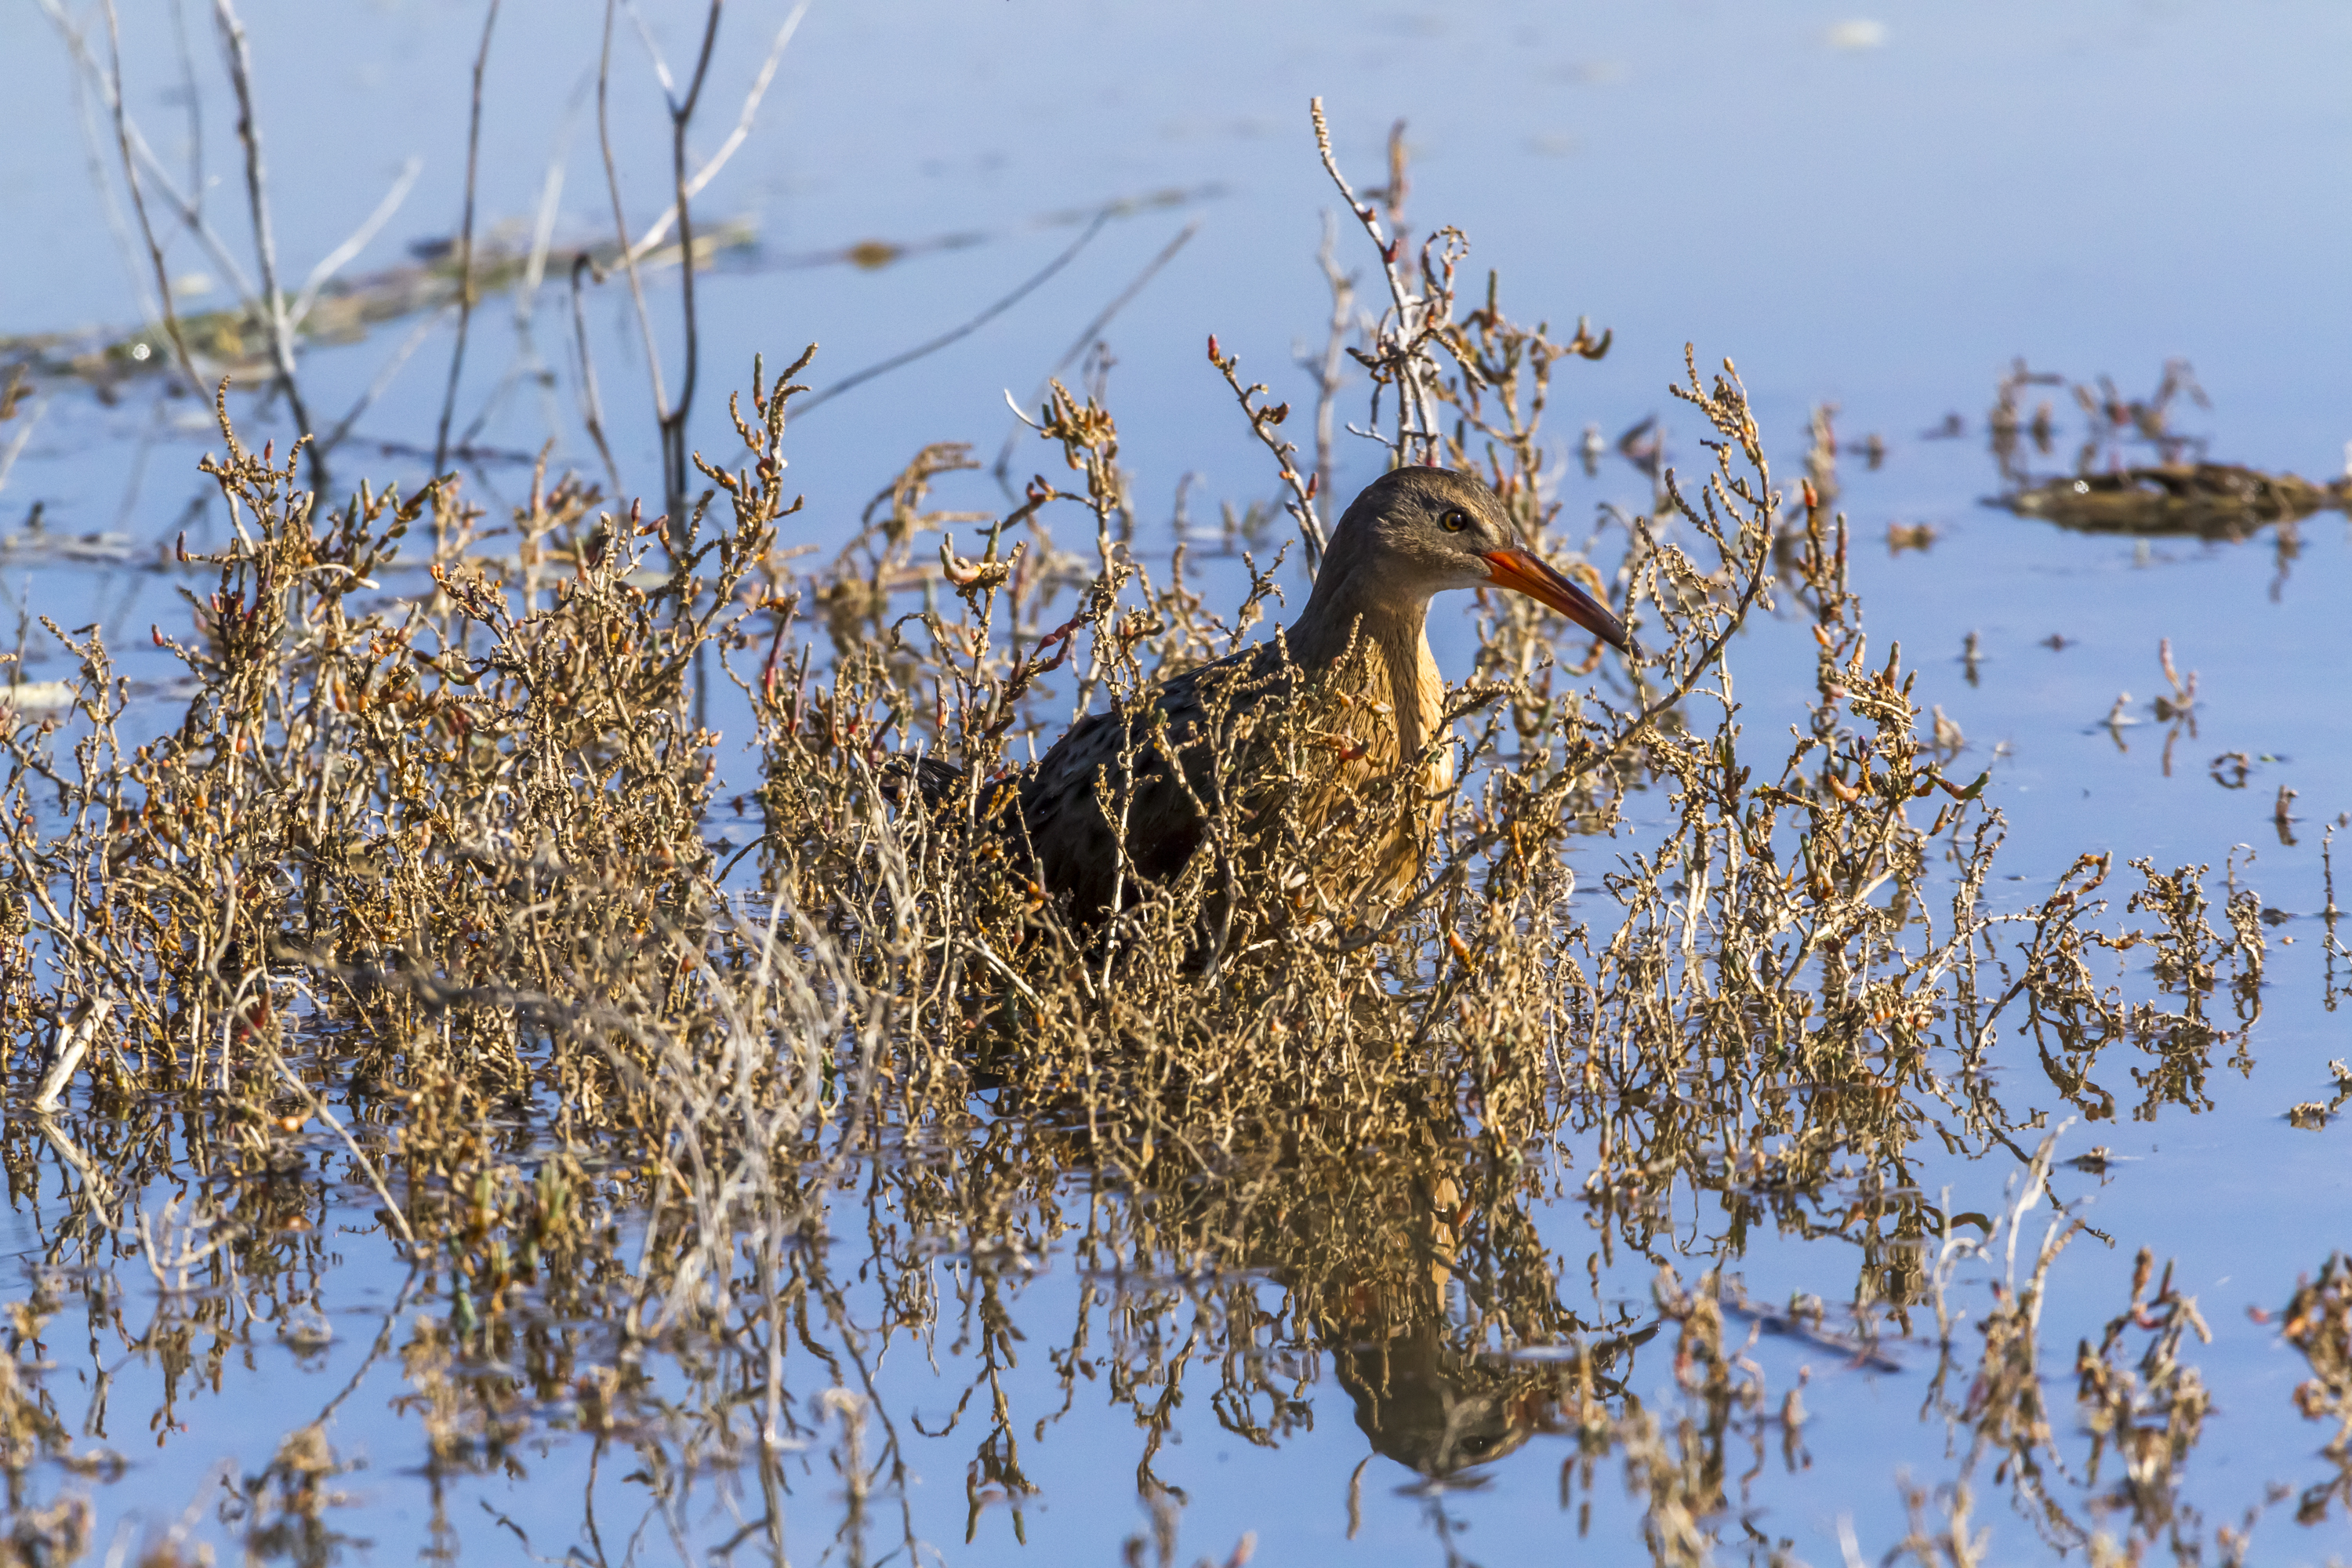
top-left (1439, 508), bottom-right (1469, 533)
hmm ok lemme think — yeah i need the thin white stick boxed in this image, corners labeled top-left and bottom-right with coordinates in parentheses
top-left (255, 978), bottom-right (420, 1249)
top-left (627, 0), bottom-right (812, 262)
top-left (32, 995), bottom-right (107, 1112)
top-left (0, 398), bottom-right (47, 501)
top-left (620, 0), bottom-right (680, 96)
top-left (34, 1117), bottom-right (117, 1229)
top-left (292, 155), bottom-right (423, 332)
top-left (521, 147), bottom-right (569, 307)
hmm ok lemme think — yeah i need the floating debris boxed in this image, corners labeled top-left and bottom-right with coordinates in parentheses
top-left (0, 525), bottom-right (135, 565)
top-left (0, 221), bottom-right (757, 397)
top-left (0, 183), bottom-right (1222, 405)
top-left (1996, 462), bottom-right (2350, 539)
top-left (0, 680), bottom-right (78, 713)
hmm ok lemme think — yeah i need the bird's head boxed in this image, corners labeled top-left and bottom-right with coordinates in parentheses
top-left (1324, 466), bottom-right (1630, 650)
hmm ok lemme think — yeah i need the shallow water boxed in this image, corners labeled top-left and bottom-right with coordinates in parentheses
top-left (2, 2), bottom-right (2350, 1564)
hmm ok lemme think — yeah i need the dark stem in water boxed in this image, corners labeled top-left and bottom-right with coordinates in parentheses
top-left (659, 0), bottom-right (728, 551)
top-left (432, 0), bottom-right (503, 492)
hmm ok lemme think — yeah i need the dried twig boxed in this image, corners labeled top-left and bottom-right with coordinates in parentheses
top-left (432, 0), bottom-right (502, 477)
top-left (211, 0), bottom-right (320, 481)
top-left (626, 0), bottom-right (813, 262)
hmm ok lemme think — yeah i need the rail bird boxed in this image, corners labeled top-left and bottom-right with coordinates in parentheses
top-left (918, 466), bottom-right (1630, 925)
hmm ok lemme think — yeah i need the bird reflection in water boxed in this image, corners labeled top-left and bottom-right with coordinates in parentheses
top-left (1313, 1165), bottom-right (1557, 1479)
top-left (1112, 1126), bottom-right (1656, 1487)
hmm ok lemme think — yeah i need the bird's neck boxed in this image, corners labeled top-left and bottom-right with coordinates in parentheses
top-left (1289, 568), bottom-right (1445, 761)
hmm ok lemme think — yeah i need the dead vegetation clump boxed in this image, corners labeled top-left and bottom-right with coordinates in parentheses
top-left (2272, 1254), bottom-right (2352, 1526)
top-left (0, 360), bottom-right (808, 1160)
top-left (2074, 1247), bottom-right (2214, 1549)
top-left (1980, 358), bottom-right (2350, 539)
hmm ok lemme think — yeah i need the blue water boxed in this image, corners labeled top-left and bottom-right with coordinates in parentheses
top-left (2, 2), bottom-right (2349, 1562)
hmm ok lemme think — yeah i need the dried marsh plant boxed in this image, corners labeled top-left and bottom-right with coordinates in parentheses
top-left (0, 104), bottom-right (2302, 1568)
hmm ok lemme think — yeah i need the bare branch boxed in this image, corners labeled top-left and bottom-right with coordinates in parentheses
top-left (433, 0), bottom-right (502, 477)
top-left (212, 0), bottom-right (319, 481)
top-left (659, 0), bottom-right (728, 543)
top-left (597, 0), bottom-right (670, 439)
top-left (292, 155), bottom-right (423, 335)
top-left (627, 0), bottom-right (814, 263)
top-left (98, 0), bottom-right (200, 390)
top-left (35, 0), bottom-right (260, 306)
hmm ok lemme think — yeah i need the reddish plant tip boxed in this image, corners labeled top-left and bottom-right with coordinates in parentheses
top-left (1206, 333), bottom-right (1221, 362)
top-left (1802, 477), bottom-right (1819, 510)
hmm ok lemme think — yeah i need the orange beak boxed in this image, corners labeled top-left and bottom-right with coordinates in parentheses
top-left (1480, 547), bottom-right (1628, 650)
